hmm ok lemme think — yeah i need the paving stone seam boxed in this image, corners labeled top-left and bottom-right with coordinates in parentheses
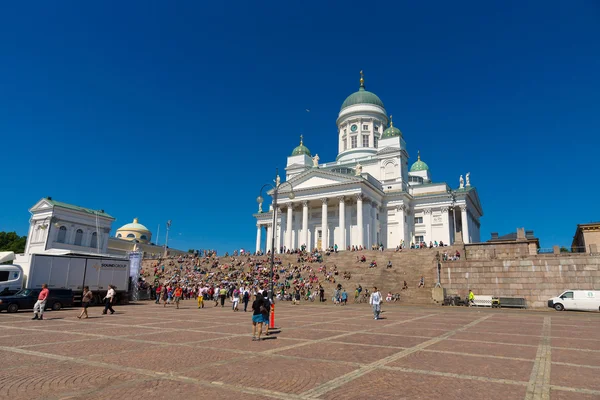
top-left (524, 316), bottom-right (551, 400)
top-left (548, 385), bottom-right (600, 396)
top-left (550, 361), bottom-right (600, 370)
top-left (378, 365), bottom-right (529, 386)
top-left (551, 346), bottom-right (600, 353)
top-left (421, 348), bottom-right (534, 362)
top-left (300, 314), bottom-right (493, 398)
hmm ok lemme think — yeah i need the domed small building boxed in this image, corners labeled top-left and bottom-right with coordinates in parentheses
top-left (115, 218), bottom-right (152, 244)
top-left (253, 71), bottom-right (483, 252)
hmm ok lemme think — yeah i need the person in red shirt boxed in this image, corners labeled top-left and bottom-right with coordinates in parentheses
top-left (173, 286), bottom-right (183, 309)
top-left (32, 283), bottom-right (49, 320)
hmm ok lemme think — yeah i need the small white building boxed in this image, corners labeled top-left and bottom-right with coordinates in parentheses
top-left (254, 72), bottom-right (483, 252)
top-left (24, 197), bottom-right (114, 255)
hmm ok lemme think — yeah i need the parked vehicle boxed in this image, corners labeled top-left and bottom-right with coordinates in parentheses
top-left (0, 252), bottom-right (24, 296)
top-left (0, 288), bottom-right (74, 313)
top-left (7, 251), bottom-right (130, 305)
top-left (548, 290), bottom-right (600, 312)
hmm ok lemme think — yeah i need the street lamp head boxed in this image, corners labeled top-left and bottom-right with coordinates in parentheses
top-left (289, 191), bottom-right (295, 200)
top-left (256, 195), bottom-right (264, 204)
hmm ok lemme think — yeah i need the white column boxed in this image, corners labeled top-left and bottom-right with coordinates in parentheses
top-left (371, 202), bottom-right (377, 247)
top-left (286, 203), bottom-right (293, 251)
top-left (266, 224), bottom-right (272, 252)
top-left (356, 194), bottom-right (363, 247)
top-left (338, 196), bottom-right (345, 250)
top-left (397, 205), bottom-right (405, 247)
top-left (441, 207), bottom-right (450, 245)
top-left (424, 208), bottom-right (432, 245)
top-left (277, 208), bottom-right (283, 253)
top-left (461, 205), bottom-right (470, 244)
top-left (321, 198), bottom-right (328, 249)
top-left (302, 201), bottom-right (309, 249)
top-left (255, 224), bottom-right (262, 253)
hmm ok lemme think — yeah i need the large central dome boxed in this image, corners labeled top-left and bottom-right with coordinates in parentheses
top-left (340, 71), bottom-right (385, 111)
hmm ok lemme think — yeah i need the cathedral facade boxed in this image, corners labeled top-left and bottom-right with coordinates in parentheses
top-left (254, 72), bottom-right (482, 253)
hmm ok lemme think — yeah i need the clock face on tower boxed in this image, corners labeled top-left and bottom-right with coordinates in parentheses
top-left (351, 124), bottom-right (357, 132)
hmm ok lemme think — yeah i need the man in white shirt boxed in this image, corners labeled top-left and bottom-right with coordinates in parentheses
top-left (369, 286), bottom-right (382, 320)
top-left (102, 285), bottom-right (116, 315)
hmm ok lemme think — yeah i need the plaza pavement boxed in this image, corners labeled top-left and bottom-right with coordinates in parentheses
top-left (0, 301), bottom-right (598, 400)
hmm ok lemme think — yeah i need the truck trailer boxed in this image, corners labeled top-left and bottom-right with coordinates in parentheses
top-left (4, 250), bottom-right (131, 305)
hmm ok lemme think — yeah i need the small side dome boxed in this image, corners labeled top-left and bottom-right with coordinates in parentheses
top-left (382, 115), bottom-right (402, 138)
top-left (410, 151), bottom-right (429, 172)
top-left (291, 135), bottom-right (311, 157)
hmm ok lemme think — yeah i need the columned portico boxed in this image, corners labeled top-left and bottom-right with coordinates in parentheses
top-left (266, 223), bottom-right (273, 252)
top-left (321, 198), bottom-right (328, 249)
top-left (338, 196), bottom-right (345, 249)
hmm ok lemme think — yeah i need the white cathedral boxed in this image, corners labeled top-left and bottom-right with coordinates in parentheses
top-left (254, 72), bottom-right (483, 253)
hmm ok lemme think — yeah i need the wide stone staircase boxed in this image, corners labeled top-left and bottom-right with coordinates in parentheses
top-left (142, 246), bottom-right (463, 305)
top-left (269, 247), bottom-right (459, 305)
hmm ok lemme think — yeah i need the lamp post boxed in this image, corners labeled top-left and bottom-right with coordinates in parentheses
top-left (257, 169), bottom-right (295, 328)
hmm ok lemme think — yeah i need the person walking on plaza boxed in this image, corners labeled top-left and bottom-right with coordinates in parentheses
top-left (251, 292), bottom-right (265, 341)
top-left (242, 288), bottom-right (250, 312)
top-left (219, 286), bottom-right (227, 307)
top-left (78, 286), bottom-right (93, 319)
top-left (197, 285), bottom-right (204, 309)
top-left (262, 292), bottom-right (272, 336)
top-left (161, 285), bottom-right (168, 307)
top-left (32, 283), bottom-right (49, 320)
top-left (155, 284), bottom-right (162, 304)
top-left (232, 287), bottom-right (240, 312)
top-left (174, 285), bottom-right (183, 309)
top-left (102, 285), bottom-right (116, 315)
top-left (370, 286), bottom-right (382, 320)
top-left (468, 289), bottom-right (475, 307)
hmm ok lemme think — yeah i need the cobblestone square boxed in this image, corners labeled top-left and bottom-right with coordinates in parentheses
top-left (0, 301), bottom-right (598, 399)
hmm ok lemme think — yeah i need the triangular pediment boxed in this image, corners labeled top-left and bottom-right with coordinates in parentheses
top-left (279, 169), bottom-right (362, 192)
top-left (377, 146), bottom-right (400, 155)
top-left (29, 198), bottom-right (54, 213)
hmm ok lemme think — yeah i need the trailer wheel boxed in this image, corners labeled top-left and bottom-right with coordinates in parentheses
top-left (554, 303), bottom-right (564, 311)
top-left (52, 302), bottom-right (62, 311)
top-left (7, 303), bottom-right (18, 313)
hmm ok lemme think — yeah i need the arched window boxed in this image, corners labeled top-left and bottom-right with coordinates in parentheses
top-left (90, 232), bottom-right (98, 248)
top-left (117, 233), bottom-right (122, 238)
top-left (140, 235), bottom-right (148, 241)
top-left (74, 229), bottom-right (83, 246)
top-left (127, 234), bottom-right (135, 238)
top-left (57, 226), bottom-right (67, 243)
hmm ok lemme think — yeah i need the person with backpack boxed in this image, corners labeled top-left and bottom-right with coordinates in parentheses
top-left (262, 292), bottom-right (271, 336)
top-left (242, 287), bottom-right (250, 312)
top-left (251, 292), bottom-right (265, 341)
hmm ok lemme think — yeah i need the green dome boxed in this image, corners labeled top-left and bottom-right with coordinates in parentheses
top-left (291, 135), bottom-right (311, 156)
top-left (340, 71), bottom-right (385, 111)
top-left (382, 116), bottom-right (402, 138)
top-left (410, 152), bottom-right (429, 172)
top-left (341, 88), bottom-right (385, 111)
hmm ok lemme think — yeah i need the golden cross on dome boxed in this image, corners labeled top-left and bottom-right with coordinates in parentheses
top-left (418, 150), bottom-right (421, 161)
top-left (300, 134), bottom-right (303, 145)
top-left (389, 115), bottom-right (393, 127)
top-left (359, 70), bottom-right (365, 88)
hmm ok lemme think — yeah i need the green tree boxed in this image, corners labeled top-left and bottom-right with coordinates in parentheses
top-left (0, 231), bottom-right (27, 254)
top-left (560, 246), bottom-right (570, 253)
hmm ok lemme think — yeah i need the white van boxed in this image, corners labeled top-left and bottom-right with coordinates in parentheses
top-left (0, 252), bottom-right (24, 296)
top-left (548, 290), bottom-right (600, 312)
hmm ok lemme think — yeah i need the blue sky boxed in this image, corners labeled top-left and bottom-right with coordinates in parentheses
top-left (1, 1), bottom-right (599, 252)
